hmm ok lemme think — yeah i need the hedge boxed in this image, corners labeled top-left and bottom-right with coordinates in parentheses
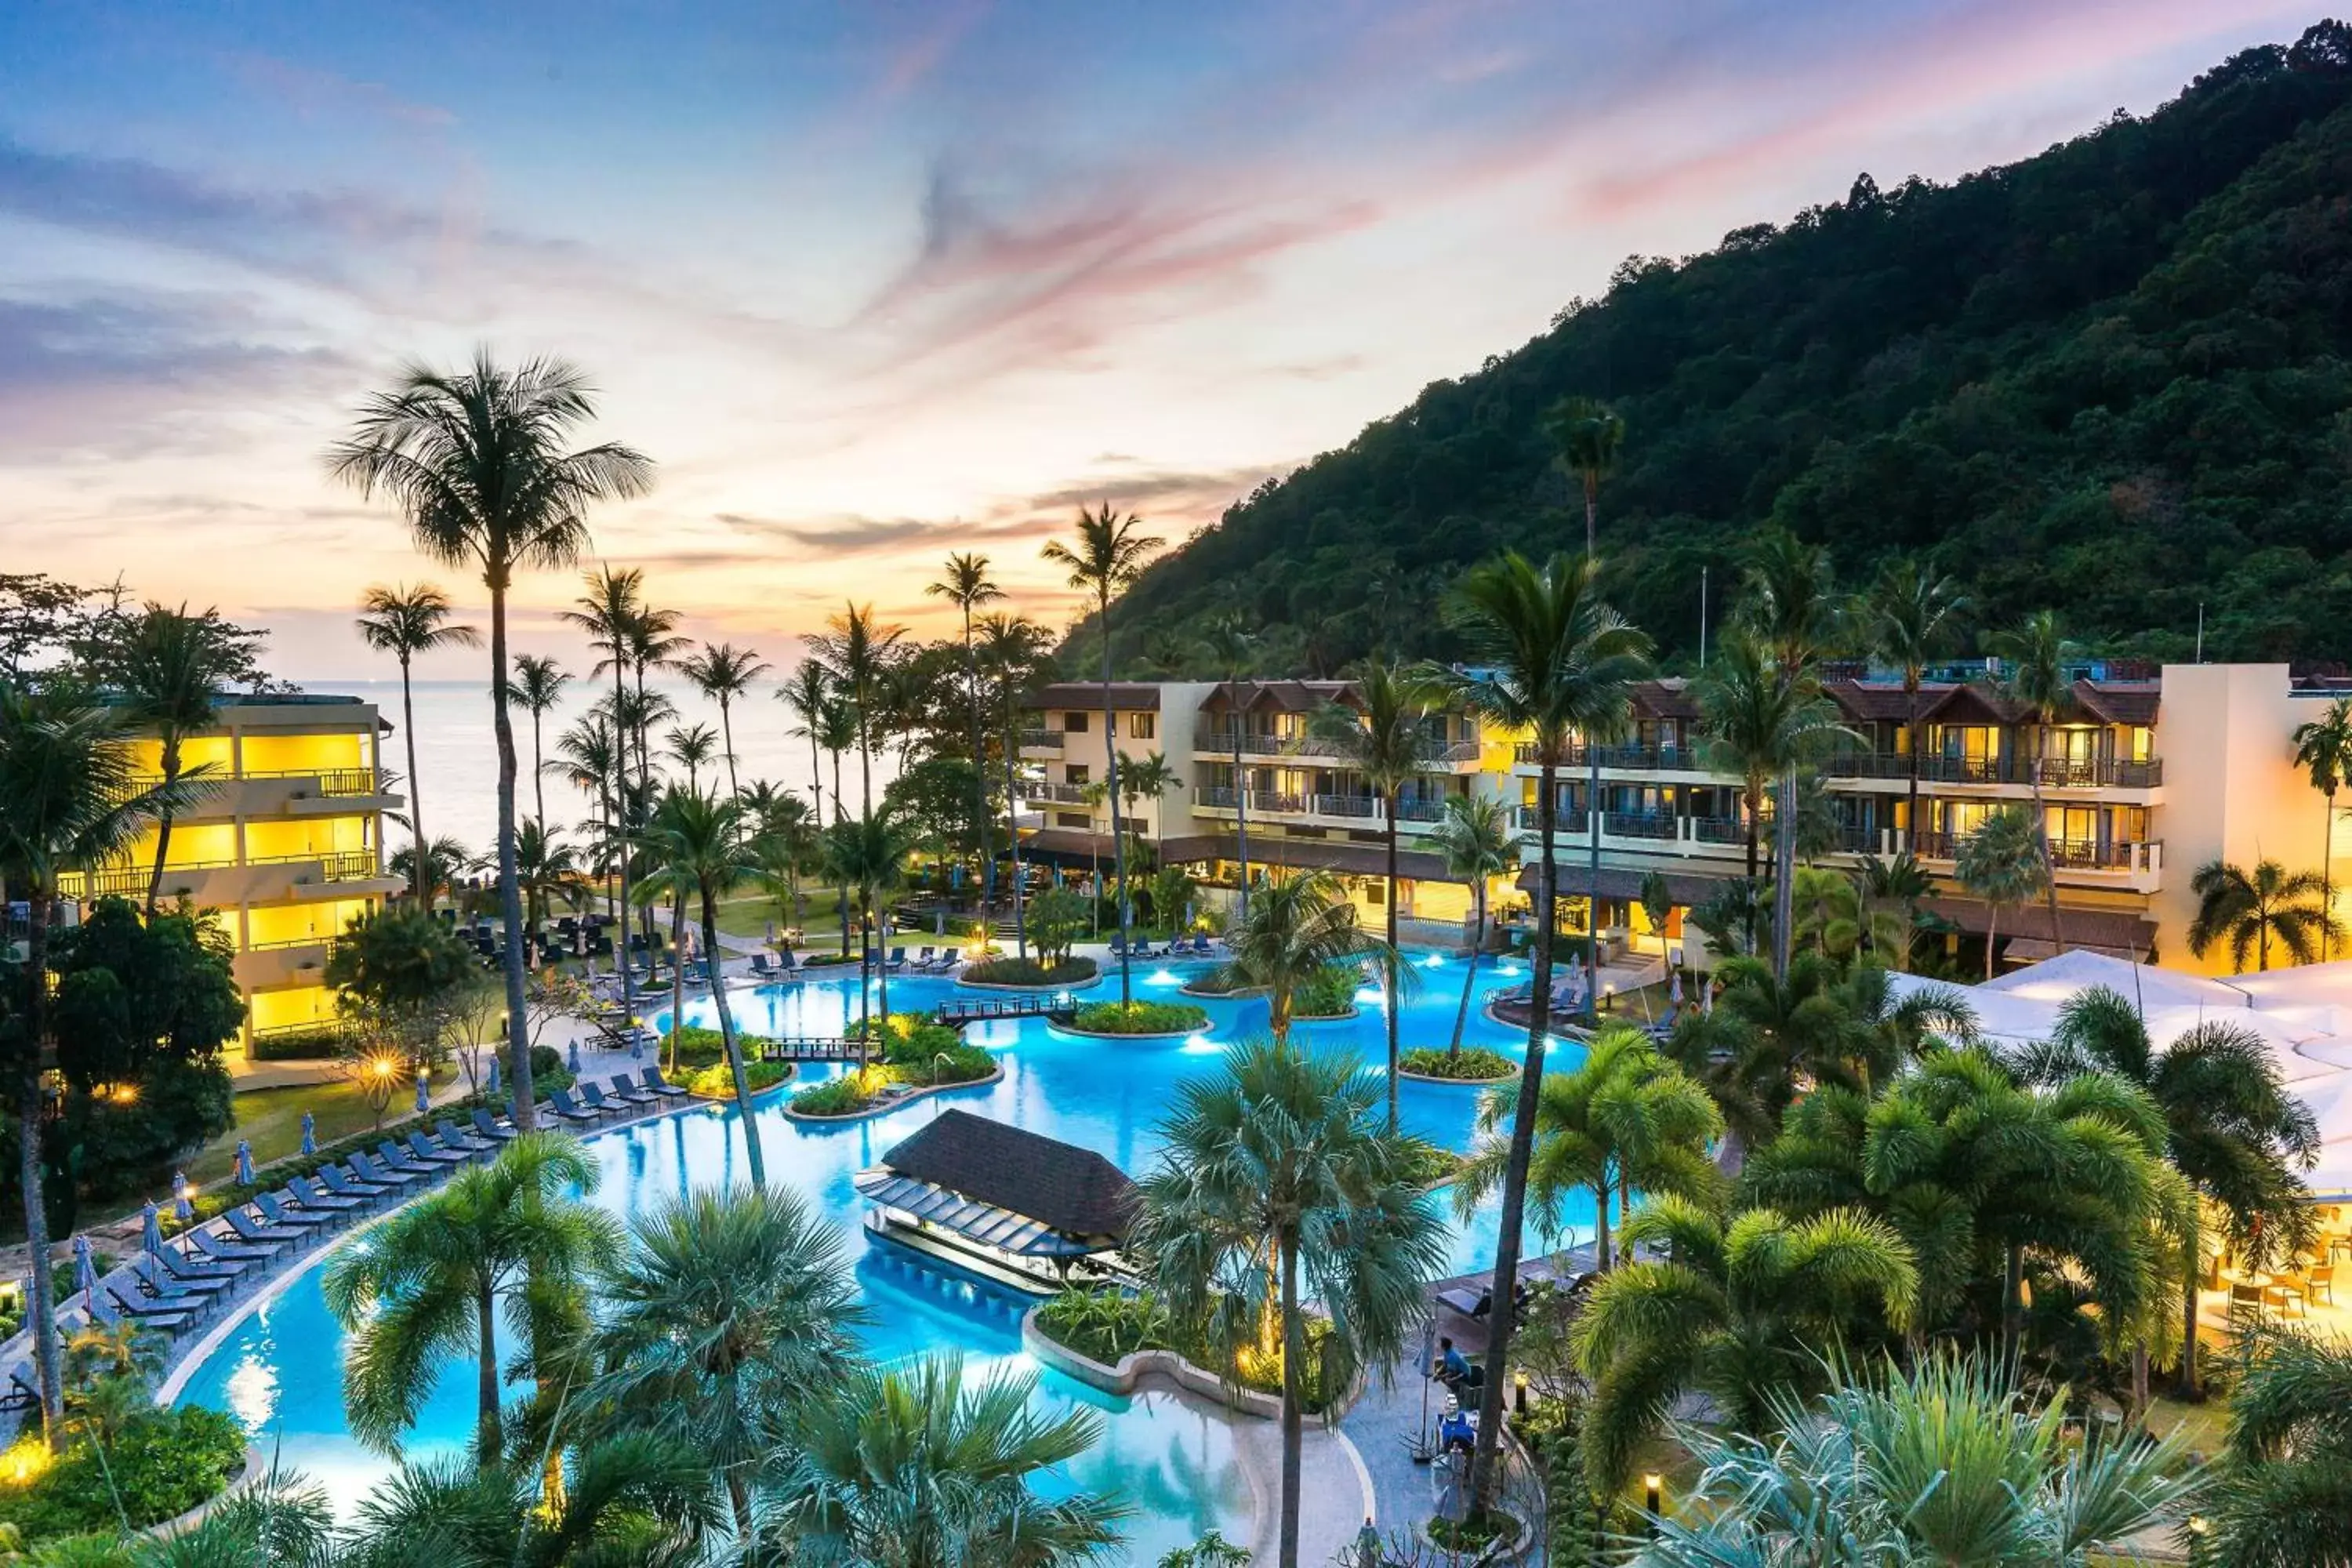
top-left (247, 1027), bottom-right (344, 1062)
top-left (960, 956), bottom-right (1097, 987)
top-left (0, 1406), bottom-right (246, 1540)
top-left (1069, 1000), bottom-right (1208, 1034)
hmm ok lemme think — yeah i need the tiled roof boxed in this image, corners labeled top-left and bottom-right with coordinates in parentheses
top-left (1028, 682), bottom-right (1162, 711)
top-left (872, 1111), bottom-right (1136, 1241)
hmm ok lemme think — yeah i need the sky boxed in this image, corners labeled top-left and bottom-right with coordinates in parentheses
top-left (0, 0), bottom-right (2314, 684)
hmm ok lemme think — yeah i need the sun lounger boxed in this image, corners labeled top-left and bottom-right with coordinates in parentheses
top-left (148, 1247), bottom-right (241, 1290)
top-left (913, 946), bottom-right (936, 970)
top-left (187, 1226), bottom-right (276, 1265)
top-left (401, 1131), bottom-right (474, 1167)
top-left (286, 1176), bottom-right (362, 1218)
top-left (1435, 1285), bottom-right (1486, 1320)
top-left (749, 953), bottom-right (773, 977)
top-left (318, 1164), bottom-right (391, 1203)
top-left (251, 1192), bottom-right (332, 1232)
top-left (223, 1208), bottom-right (307, 1246)
top-left (886, 948), bottom-right (908, 971)
top-left (350, 1151), bottom-right (425, 1191)
top-left (605, 1073), bottom-right (657, 1107)
top-left (434, 1117), bottom-right (495, 1154)
top-left (640, 1066), bottom-right (691, 1100)
top-left (470, 1108), bottom-right (519, 1142)
top-left (1, 1371), bottom-right (40, 1414)
top-left (1109, 937), bottom-right (1129, 958)
top-left (372, 1142), bottom-right (440, 1178)
top-left (105, 1285), bottom-right (195, 1332)
top-left (577, 1082), bottom-right (626, 1118)
top-left (544, 1088), bottom-right (602, 1126)
top-left (132, 1254), bottom-right (231, 1301)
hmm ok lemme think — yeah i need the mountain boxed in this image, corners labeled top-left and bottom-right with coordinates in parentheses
top-left (1095, 21), bottom-right (2352, 676)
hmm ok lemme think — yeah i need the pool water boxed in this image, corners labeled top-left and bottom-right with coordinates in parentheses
top-left (172, 955), bottom-right (1587, 1562)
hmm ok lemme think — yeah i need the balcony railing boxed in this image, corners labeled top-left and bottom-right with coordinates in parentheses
top-left (1691, 816), bottom-right (1748, 846)
top-left (1912, 832), bottom-right (2159, 870)
top-left (1823, 753), bottom-right (2163, 789)
top-left (1602, 811), bottom-right (1678, 840)
top-left (1512, 805), bottom-right (1591, 835)
top-left (58, 848), bottom-right (383, 899)
top-left (1017, 728), bottom-right (1062, 750)
top-left (245, 935), bottom-right (334, 953)
top-left (1434, 740), bottom-right (1483, 765)
top-left (1193, 785), bottom-right (1241, 809)
top-left (1394, 797), bottom-right (1449, 822)
top-left (1194, 728), bottom-right (1345, 759)
top-left (1512, 741), bottom-right (1703, 770)
top-left (1019, 781), bottom-right (1094, 805)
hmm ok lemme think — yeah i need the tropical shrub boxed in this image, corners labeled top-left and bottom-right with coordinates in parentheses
top-left (1070, 1000), bottom-right (1207, 1034)
top-left (1400, 1046), bottom-right (1515, 1080)
top-left (1022, 885), bottom-right (1091, 964)
top-left (248, 1027), bottom-right (345, 1062)
top-left (1033, 1287), bottom-right (1343, 1412)
top-left (960, 954), bottom-right (1097, 987)
top-left (787, 1076), bottom-right (877, 1117)
top-left (662, 1024), bottom-right (779, 1069)
top-left (681, 1059), bottom-right (793, 1100)
top-left (1293, 960), bottom-right (1363, 1017)
top-left (0, 1405), bottom-right (246, 1539)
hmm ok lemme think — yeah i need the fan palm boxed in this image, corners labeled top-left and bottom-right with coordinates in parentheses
top-left (2291, 695), bottom-right (2352, 961)
top-left (1991, 610), bottom-right (2078, 954)
top-left (1200, 611), bottom-right (1262, 919)
top-left (1043, 504), bottom-right (1164, 1006)
top-left (927, 554), bottom-right (1004, 913)
top-left (322, 1133), bottom-right (618, 1460)
top-left (1573, 1194), bottom-right (1918, 1494)
top-left (586, 1185), bottom-right (868, 1540)
top-left (824, 808), bottom-right (917, 1040)
top-left (329, 354), bottom-right (654, 1135)
top-left (1131, 1039), bottom-right (1447, 1568)
top-left (358, 583), bottom-right (481, 903)
top-left (100, 603), bottom-right (243, 916)
top-left (503, 653), bottom-right (570, 831)
top-left (1454, 1024), bottom-right (1722, 1271)
top-left (1860, 557), bottom-right (1967, 852)
top-left (811, 603), bottom-right (906, 816)
top-left (0, 684), bottom-right (192, 1436)
top-left (764, 1352), bottom-right (1127, 1568)
top-left (1214, 869), bottom-right (1384, 1044)
top-left (634, 787), bottom-right (768, 1188)
top-left (1427, 793), bottom-right (1515, 1057)
top-left (2026, 987), bottom-right (2320, 1399)
top-left (1310, 660), bottom-right (1439, 1131)
top-left (1956, 803), bottom-right (2048, 980)
top-left (979, 612), bottom-right (1053, 960)
top-left (679, 641), bottom-right (771, 804)
top-left (2189, 858), bottom-right (2339, 971)
top-left (1432, 549), bottom-right (1649, 1508)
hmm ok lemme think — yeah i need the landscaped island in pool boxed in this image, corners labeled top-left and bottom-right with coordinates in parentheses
top-left (168, 956), bottom-right (1589, 1562)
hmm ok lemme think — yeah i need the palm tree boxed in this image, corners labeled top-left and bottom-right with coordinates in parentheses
top-left (1644, 1352), bottom-right (2198, 1567)
top-left (1695, 633), bottom-right (1846, 886)
top-left (635, 787), bottom-right (769, 1188)
top-left (1214, 869), bottom-right (1385, 1044)
top-left (1200, 611), bottom-right (1262, 920)
top-left (1571, 1194), bottom-right (1918, 1494)
top-left (767, 1353), bottom-right (1127, 1567)
top-left (321, 1133), bottom-right (618, 1460)
top-left (1857, 848), bottom-right (1936, 971)
top-left (1432, 550), bottom-right (1649, 1510)
top-left (2028, 986), bottom-right (2321, 1400)
top-left (0, 685), bottom-right (189, 1438)
top-left (1454, 1024), bottom-right (1721, 1272)
top-left (1043, 503), bottom-right (1164, 1006)
top-left (387, 835), bottom-right (476, 909)
top-left (811, 603), bottom-right (906, 816)
top-left (1131, 1039), bottom-right (1448, 1568)
top-left (503, 652), bottom-right (571, 830)
top-left (2210, 1328), bottom-right (2352, 1567)
top-left (100, 603), bottom-right (244, 916)
top-left (927, 554), bottom-right (1004, 915)
top-left (660, 721), bottom-right (717, 794)
top-left (1956, 803), bottom-right (2048, 980)
top-left (816, 699), bottom-right (862, 954)
top-left (779, 659), bottom-right (833, 826)
top-left (561, 566), bottom-right (650, 1022)
top-left (979, 612), bottom-right (1053, 960)
top-left (826, 808), bottom-right (917, 1041)
top-left (1309, 661), bottom-right (1439, 1130)
top-left (1427, 794), bottom-right (1515, 1058)
top-left (587, 1185), bottom-right (868, 1540)
top-left (1116, 748), bottom-right (1180, 884)
top-left (680, 641), bottom-right (771, 804)
top-left (1738, 529), bottom-right (1844, 973)
top-left (358, 583), bottom-right (481, 903)
top-left (1991, 610), bottom-right (2077, 954)
top-left (2292, 695), bottom-right (2352, 962)
top-left (2189, 858), bottom-right (2339, 971)
top-left (343, 1435), bottom-right (724, 1566)
top-left (626, 600), bottom-right (690, 786)
top-left (1544, 395), bottom-right (1624, 561)
top-left (329, 354), bottom-right (654, 1134)
top-left (1860, 557), bottom-right (1967, 852)
top-left (548, 715), bottom-right (620, 895)
top-left (512, 819), bottom-right (589, 964)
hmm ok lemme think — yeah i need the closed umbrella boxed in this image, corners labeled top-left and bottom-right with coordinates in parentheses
top-left (141, 1200), bottom-right (162, 1257)
top-left (1670, 969), bottom-right (1685, 1006)
top-left (72, 1236), bottom-right (96, 1303)
top-left (234, 1140), bottom-right (255, 1186)
top-left (300, 1111), bottom-right (317, 1156)
top-left (627, 1027), bottom-right (642, 1061)
top-left (172, 1170), bottom-right (193, 1222)
top-left (485, 1054), bottom-right (501, 1098)
top-left (568, 1038), bottom-right (583, 1075)
top-left (416, 1072), bottom-right (430, 1116)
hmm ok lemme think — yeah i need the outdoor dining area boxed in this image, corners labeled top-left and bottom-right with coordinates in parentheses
top-left (2212, 1203), bottom-right (2351, 1333)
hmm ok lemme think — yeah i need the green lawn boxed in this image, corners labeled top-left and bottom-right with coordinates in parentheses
top-left (716, 887), bottom-right (846, 947)
top-left (187, 1068), bottom-right (462, 1189)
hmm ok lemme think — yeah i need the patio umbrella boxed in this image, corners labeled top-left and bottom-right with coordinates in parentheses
top-left (1670, 969), bottom-right (1684, 1005)
top-left (141, 1200), bottom-right (162, 1257)
top-left (415, 1072), bottom-right (430, 1116)
top-left (299, 1111), bottom-right (316, 1156)
top-left (234, 1140), bottom-right (255, 1186)
top-left (172, 1170), bottom-right (193, 1222)
top-left (568, 1038), bottom-right (583, 1075)
top-left (72, 1236), bottom-right (96, 1303)
top-left (485, 1054), bottom-right (501, 1098)
top-left (627, 1027), bottom-right (642, 1061)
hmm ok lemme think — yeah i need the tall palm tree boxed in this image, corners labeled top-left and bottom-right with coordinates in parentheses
top-left (636, 787), bottom-right (769, 1188)
top-left (0, 685), bottom-right (188, 1438)
top-left (1433, 550), bottom-right (1649, 1510)
top-left (1991, 609), bottom-right (2078, 955)
top-left (811, 603), bottom-right (906, 816)
top-left (927, 554), bottom-right (1004, 914)
top-left (779, 659), bottom-right (834, 827)
top-left (826, 808), bottom-right (917, 1042)
top-left (663, 721), bottom-right (719, 794)
top-left (1739, 529), bottom-right (1845, 974)
top-left (1214, 869), bottom-right (1385, 1044)
top-left (1572, 1194), bottom-right (1919, 1495)
top-left (1131, 1039), bottom-right (1449, 1568)
top-left (817, 699), bottom-right (861, 954)
top-left (767, 1353), bottom-right (1127, 1566)
top-left (2189, 858), bottom-right (2339, 972)
top-left (1200, 611), bottom-right (1262, 920)
top-left (2028, 987), bottom-right (2321, 1401)
top-left (1116, 748), bottom-right (1179, 874)
top-left (1043, 503), bottom-right (1164, 1006)
top-left (503, 652), bottom-right (570, 831)
top-left (979, 612), bottom-right (1053, 960)
top-left (100, 602), bottom-right (242, 916)
top-left (358, 583), bottom-right (481, 903)
top-left (1956, 803), bottom-right (2048, 981)
top-left (1311, 660), bottom-right (1438, 1131)
top-left (329, 354), bottom-right (654, 1134)
top-left (388, 834), bottom-right (477, 909)
top-left (321, 1133), bottom-right (618, 1460)
top-left (1454, 1024), bottom-right (1721, 1272)
top-left (2291, 694), bottom-right (2352, 960)
top-left (587, 1185), bottom-right (868, 1540)
top-left (626, 601), bottom-right (690, 787)
top-left (680, 641), bottom-right (771, 804)
top-left (549, 714), bottom-right (620, 896)
top-left (1428, 793), bottom-right (1515, 1058)
top-left (1860, 557), bottom-right (1967, 852)
top-left (1695, 633), bottom-right (1844, 887)
top-left (1545, 395), bottom-right (1624, 561)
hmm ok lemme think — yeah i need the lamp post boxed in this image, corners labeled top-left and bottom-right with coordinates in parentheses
top-left (2185, 1515), bottom-right (2211, 1568)
top-left (1643, 1472), bottom-right (1664, 1537)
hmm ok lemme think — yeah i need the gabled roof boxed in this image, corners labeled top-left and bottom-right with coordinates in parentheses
top-left (1211, 680), bottom-right (1358, 714)
top-left (1028, 682), bottom-right (1162, 712)
top-left (869, 1110), bottom-right (1136, 1241)
top-left (1628, 681), bottom-right (1701, 722)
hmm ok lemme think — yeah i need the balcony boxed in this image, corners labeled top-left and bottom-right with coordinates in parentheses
top-left (1393, 797), bottom-right (1449, 823)
top-left (1824, 753), bottom-right (2163, 789)
top-left (1017, 728), bottom-right (1063, 752)
top-left (59, 849), bottom-right (389, 905)
top-left (1510, 741), bottom-right (1703, 771)
top-left (1018, 781), bottom-right (1094, 805)
top-left (1511, 804), bottom-right (1591, 836)
top-left (1911, 832), bottom-right (2161, 872)
top-left (1602, 811), bottom-right (1678, 841)
top-left (1193, 727), bottom-right (1345, 760)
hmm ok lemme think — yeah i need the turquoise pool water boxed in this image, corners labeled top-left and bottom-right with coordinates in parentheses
top-left (172, 954), bottom-right (1585, 1562)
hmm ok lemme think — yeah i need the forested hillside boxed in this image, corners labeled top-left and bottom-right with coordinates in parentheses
top-left (1097, 22), bottom-right (2352, 674)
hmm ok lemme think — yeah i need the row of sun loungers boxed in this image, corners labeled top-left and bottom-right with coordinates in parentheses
top-left (1110, 935), bottom-right (1221, 960)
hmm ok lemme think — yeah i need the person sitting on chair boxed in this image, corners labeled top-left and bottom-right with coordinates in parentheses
top-left (1435, 1337), bottom-right (1484, 1394)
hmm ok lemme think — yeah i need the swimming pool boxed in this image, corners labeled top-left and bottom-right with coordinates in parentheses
top-left (170, 954), bottom-right (1587, 1562)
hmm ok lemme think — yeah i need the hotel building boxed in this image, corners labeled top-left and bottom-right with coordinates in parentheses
top-left (57, 693), bottom-right (405, 1056)
top-left (1017, 662), bottom-right (2348, 978)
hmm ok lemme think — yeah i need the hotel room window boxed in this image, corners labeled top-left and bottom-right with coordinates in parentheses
top-left (1129, 713), bottom-right (1156, 739)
